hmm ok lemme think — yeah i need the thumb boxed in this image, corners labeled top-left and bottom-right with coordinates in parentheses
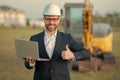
top-left (65, 44), bottom-right (70, 51)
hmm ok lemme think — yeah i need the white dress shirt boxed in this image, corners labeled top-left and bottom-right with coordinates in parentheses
top-left (44, 30), bottom-right (57, 59)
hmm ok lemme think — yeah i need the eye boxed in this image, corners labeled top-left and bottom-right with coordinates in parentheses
top-left (45, 18), bottom-right (59, 22)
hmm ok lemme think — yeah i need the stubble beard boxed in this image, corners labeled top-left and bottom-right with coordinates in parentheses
top-left (46, 24), bottom-right (57, 32)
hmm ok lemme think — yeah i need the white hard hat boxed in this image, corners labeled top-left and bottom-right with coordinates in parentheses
top-left (43, 3), bottom-right (61, 16)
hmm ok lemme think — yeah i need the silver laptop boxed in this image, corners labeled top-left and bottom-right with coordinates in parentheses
top-left (15, 39), bottom-right (49, 61)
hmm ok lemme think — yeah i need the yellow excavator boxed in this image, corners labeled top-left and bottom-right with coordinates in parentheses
top-left (64, 0), bottom-right (116, 72)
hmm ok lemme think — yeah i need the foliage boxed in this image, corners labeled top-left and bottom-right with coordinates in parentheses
top-left (93, 11), bottom-right (120, 27)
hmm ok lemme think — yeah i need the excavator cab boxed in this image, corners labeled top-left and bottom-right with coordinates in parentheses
top-left (64, 3), bottom-right (84, 43)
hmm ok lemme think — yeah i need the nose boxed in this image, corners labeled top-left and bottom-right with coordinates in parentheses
top-left (49, 19), bottom-right (54, 23)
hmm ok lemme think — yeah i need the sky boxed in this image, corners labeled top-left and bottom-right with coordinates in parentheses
top-left (0, 0), bottom-right (120, 19)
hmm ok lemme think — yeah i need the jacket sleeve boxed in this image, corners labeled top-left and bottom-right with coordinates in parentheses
top-left (68, 34), bottom-right (90, 61)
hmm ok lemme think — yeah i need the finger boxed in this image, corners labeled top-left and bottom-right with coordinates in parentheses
top-left (63, 56), bottom-right (67, 60)
top-left (26, 57), bottom-right (33, 63)
top-left (61, 51), bottom-right (65, 57)
top-left (23, 57), bottom-right (26, 60)
top-left (31, 59), bottom-right (35, 64)
top-left (65, 44), bottom-right (70, 51)
top-left (29, 57), bottom-right (34, 63)
top-left (28, 57), bottom-right (32, 63)
top-left (62, 52), bottom-right (68, 60)
top-left (26, 57), bottom-right (29, 62)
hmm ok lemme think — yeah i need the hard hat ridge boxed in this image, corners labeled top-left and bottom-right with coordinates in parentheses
top-left (43, 3), bottom-right (61, 16)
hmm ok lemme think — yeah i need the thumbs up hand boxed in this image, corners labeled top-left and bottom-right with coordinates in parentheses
top-left (61, 44), bottom-right (75, 60)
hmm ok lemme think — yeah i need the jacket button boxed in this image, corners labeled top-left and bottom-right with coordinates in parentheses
top-left (51, 70), bottom-right (53, 73)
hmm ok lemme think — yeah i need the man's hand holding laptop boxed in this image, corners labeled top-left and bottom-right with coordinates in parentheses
top-left (24, 57), bottom-right (36, 68)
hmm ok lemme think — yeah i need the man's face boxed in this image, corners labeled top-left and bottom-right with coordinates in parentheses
top-left (44, 15), bottom-right (60, 32)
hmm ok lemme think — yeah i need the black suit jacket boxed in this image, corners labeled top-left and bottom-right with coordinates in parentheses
top-left (24, 30), bottom-right (90, 80)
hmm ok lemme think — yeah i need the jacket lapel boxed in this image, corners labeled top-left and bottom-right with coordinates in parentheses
top-left (52, 31), bottom-right (63, 58)
top-left (38, 31), bottom-right (49, 59)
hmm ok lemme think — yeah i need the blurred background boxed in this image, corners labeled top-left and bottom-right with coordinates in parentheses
top-left (0, 0), bottom-right (120, 80)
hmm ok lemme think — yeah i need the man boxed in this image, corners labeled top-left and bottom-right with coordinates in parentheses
top-left (24, 3), bottom-right (90, 80)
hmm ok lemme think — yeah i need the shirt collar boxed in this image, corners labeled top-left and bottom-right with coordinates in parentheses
top-left (44, 30), bottom-right (57, 38)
